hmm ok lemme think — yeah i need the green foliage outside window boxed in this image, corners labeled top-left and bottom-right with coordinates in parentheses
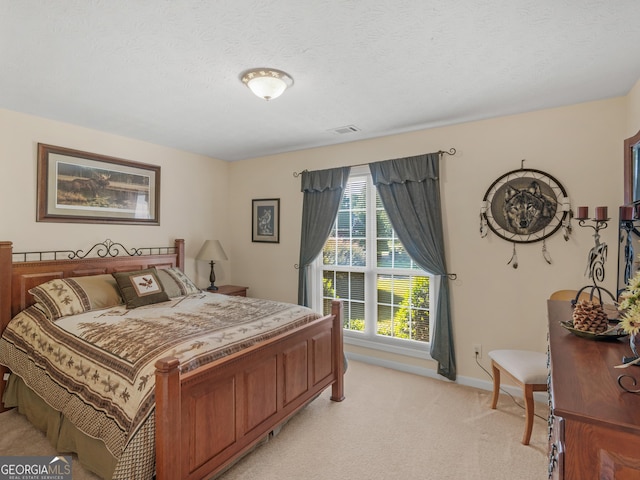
top-left (386, 276), bottom-right (430, 341)
top-left (324, 273), bottom-right (429, 341)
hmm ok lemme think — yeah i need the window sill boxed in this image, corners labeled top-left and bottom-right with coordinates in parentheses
top-left (344, 333), bottom-right (432, 360)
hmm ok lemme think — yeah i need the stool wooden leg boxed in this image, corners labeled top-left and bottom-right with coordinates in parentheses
top-left (490, 361), bottom-right (500, 409)
top-left (522, 383), bottom-right (534, 445)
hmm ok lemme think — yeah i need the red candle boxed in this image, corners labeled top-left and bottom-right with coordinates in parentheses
top-left (595, 206), bottom-right (608, 221)
top-left (576, 206), bottom-right (589, 220)
top-left (621, 205), bottom-right (634, 221)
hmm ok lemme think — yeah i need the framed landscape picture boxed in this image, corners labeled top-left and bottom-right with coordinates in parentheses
top-left (252, 198), bottom-right (280, 243)
top-left (37, 143), bottom-right (160, 225)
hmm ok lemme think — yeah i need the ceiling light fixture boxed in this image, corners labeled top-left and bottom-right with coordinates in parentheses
top-left (240, 68), bottom-right (293, 101)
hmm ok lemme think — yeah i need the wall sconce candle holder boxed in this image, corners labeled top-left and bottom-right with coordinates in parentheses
top-left (574, 205), bottom-right (616, 303)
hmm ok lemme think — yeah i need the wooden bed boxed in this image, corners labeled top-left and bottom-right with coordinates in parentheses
top-left (0, 238), bottom-right (345, 480)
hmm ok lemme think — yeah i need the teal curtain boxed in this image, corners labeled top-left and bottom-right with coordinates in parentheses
top-left (297, 166), bottom-right (351, 306)
top-left (369, 153), bottom-right (456, 380)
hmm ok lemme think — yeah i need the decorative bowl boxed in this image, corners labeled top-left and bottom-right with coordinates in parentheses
top-left (560, 321), bottom-right (628, 341)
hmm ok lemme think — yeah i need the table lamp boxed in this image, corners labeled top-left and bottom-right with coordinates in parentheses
top-left (196, 240), bottom-right (228, 290)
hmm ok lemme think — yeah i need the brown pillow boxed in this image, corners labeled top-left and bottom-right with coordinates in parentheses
top-left (112, 268), bottom-right (170, 309)
top-left (29, 274), bottom-right (123, 320)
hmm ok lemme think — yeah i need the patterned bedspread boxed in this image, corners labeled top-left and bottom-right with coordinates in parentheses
top-left (0, 292), bottom-right (320, 463)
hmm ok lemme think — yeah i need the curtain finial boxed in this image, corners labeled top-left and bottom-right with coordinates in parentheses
top-left (439, 148), bottom-right (456, 156)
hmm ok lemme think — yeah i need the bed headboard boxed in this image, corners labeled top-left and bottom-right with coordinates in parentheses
top-left (0, 238), bottom-right (185, 332)
top-left (0, 238), bottom-right (184, 413)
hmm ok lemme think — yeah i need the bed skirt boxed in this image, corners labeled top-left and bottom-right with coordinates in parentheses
top-left (3, 373), bottom-right (130, 479)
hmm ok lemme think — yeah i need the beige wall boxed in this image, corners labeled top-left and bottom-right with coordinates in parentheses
top-left (228, 97), bottom-right (629, 381)
top-left (627, 78), bottom-right (640, 136)
top-left (0, 108), bottom-right (230, 288)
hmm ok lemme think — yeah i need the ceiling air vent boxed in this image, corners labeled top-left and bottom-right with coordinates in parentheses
top-left (330, 125), bottom-right (360, 135)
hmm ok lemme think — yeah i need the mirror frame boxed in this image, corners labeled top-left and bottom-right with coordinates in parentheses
top-left (623, 129), bottom-right (640, 204)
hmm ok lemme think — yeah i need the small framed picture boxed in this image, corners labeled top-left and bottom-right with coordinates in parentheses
top-left (252, 198), bottom-right (280, 243)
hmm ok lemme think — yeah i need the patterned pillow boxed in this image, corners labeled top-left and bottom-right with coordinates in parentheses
top-left (29, 274), bottom-right (123, 320)
top-left (156, 267), bottom-right (201, 298)
top-left (112, 268), bottom-right (170, 309)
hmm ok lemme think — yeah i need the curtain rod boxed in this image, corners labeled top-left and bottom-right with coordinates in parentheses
top-left (292, 148), bottom-right (457, 177)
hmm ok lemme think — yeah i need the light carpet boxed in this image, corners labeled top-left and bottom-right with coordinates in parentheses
top-left (0, 360), bottom-right (548, 479)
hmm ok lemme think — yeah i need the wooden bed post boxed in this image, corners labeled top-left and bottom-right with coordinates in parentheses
top-left (0, 242), bottom-right (12, 334)
top-left (330, 299), bottom-right (345, 402)
top-left (0, 242), bottom-right (12, 412)
top-left (174, 239), bottom-right (185, 272)
top-left (155, 357), bottom-right (181, 480)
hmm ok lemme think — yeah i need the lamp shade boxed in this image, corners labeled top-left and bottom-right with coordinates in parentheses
top-left (196, 240), bottom-right (228, 261)
top-left (241, 68), bottom-right (293, 101)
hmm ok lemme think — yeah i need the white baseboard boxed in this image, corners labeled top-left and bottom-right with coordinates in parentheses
top-left (345, 351), bottom-right (548, 404)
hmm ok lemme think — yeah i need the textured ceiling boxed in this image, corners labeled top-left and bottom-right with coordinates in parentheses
top-left (2, 1), bottom-right (640, 161)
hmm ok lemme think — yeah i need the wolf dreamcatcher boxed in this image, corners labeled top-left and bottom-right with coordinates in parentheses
top-left (480, 164), bottom-right (571, 268)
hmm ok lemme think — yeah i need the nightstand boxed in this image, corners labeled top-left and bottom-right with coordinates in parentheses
top-left (208, 285), bottom-right (248, 297)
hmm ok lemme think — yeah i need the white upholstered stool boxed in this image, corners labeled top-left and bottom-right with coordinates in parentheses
top-left (488, 349), bottom-right (548, 445)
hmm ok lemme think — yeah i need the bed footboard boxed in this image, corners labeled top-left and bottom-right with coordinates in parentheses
top-left (155, 300), bottom-right (344, 480)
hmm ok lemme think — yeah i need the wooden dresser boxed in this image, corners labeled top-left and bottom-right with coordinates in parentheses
top-left (547, 300), bottom-right (640, 479)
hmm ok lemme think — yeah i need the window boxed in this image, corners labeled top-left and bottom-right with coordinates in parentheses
top-left (311, 168), bottom-right (434, 357)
